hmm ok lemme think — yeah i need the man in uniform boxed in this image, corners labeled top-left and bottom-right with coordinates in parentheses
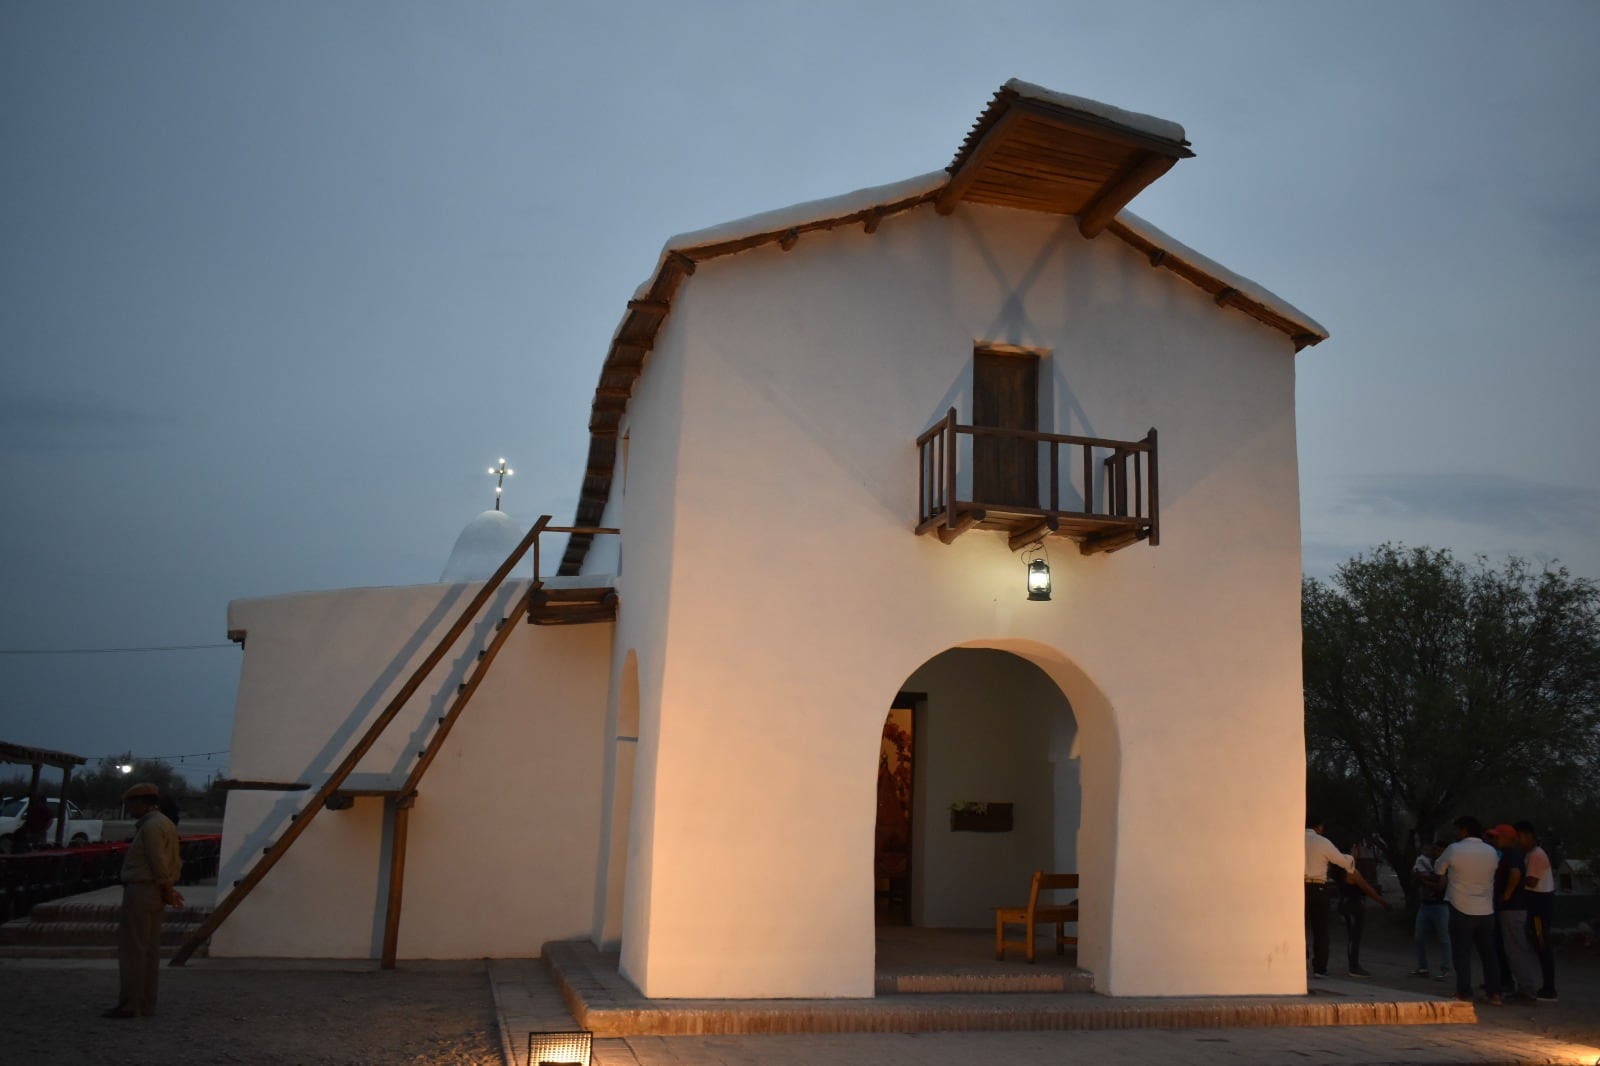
top-left (103, 782), bottom-right (184, 1019)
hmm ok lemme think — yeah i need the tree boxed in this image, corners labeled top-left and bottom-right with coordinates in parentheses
top-left (70, 754), bottom-right (191, 815)
top-left (1304, 545), bottom-right (1600, 904)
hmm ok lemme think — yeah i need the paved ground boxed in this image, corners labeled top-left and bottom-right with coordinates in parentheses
top-left (2, 908), bottom-right (1597, 1065)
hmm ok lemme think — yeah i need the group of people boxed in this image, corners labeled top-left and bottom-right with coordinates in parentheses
top-left (1306, 814), bottom-right (1558, 1005)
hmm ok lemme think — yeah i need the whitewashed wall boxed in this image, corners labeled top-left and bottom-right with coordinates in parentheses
top-left (213, 580), bottom-right (611, 959)
top-left (604, 202), bottom-right (1307, 997)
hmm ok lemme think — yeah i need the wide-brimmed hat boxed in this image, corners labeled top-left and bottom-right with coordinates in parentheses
top-left (123, 782), bottom-right (160, 801)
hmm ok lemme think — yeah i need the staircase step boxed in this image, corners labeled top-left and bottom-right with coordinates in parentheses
top-left (0, 917), bottom-right (204, 946)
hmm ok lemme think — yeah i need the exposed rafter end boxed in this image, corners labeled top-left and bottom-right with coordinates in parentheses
top-left (1007, 518), bottom-right (1059, 552)
top-left (668, 252), bottom-right (697, 275)
top-left (626, 298), bottom-right (669, 313)
top-left (1214, 287), bottom-right (1239, 307)
top-left (1147, 249), bottom-right (1167, 267)
top-left (778, 228), bottom-right (799, 251)
top-left (937, 509), bottom-right (985, 545)
top-left (1078, 529), bottom-right (1149, 556)
top-left (227, 629), bottom-right (246, 644)
top-left (863, 207), bottom-right (885, 234)
top-left (1293, 333), bottom-right (1323, 352)
top-left (1078, 154), bottom-right (1178, 239)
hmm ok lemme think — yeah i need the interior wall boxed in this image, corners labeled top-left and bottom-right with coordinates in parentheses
top-left (906, 648), bottom-right (1078, 927)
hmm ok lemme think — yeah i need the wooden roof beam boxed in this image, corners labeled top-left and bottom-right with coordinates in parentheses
top-left (937, 509), bottom-right (985, 544)
top-left (937, 107), bottom-right (1024, 215)
top-left (1008, 518), bottom-right (1060, 552)
top-left (1077, 153), bottom-right (1178, 239)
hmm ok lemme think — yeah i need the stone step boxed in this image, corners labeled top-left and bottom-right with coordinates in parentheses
top-left (28, 897), bottom-right (212, 925)
top-left (0, 916), bottom-right (202, 946)
top-left (0, 884), bottom-right (216, 952)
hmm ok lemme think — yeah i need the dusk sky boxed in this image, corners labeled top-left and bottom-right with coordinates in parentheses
top-left (2, 2), bottom-right (1597, 781)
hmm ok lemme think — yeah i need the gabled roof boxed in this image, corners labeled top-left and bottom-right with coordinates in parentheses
top-left (557, 82), bottom-right (1328, 574)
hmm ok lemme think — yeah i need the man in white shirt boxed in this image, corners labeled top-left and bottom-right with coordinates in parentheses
top-left (1305, 816), bottom-right (1384, 978)
top-left (1434, 815), bottom-right (1502, 1004)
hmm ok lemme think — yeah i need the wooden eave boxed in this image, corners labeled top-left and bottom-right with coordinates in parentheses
top-left (1105, 219), bottom-right (1326, 351)
top-left (937, 89), bottom-right (1194, 239)
top-left (0, 741), bottom-right (87, 769)
top-left (557, 188), bottom-right (939, 574)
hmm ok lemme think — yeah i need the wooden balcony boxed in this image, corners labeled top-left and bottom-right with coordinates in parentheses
top-left (915, 409), bottom-right (1158, 555)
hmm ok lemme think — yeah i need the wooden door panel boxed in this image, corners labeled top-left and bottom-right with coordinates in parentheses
top-left (973, 350), bottom-right (1038, 507)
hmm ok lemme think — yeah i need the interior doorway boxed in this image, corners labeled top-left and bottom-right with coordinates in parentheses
top-left (874, 693), bottom-right (919, 925)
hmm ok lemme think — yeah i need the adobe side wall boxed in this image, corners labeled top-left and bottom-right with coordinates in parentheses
top-left (212, 580), bottom-right (611, 959)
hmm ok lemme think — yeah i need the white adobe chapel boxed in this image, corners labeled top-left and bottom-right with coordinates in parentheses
top-left (208, 80), bottom-right (1327, 999)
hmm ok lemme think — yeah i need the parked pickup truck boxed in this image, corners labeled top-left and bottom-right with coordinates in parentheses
top-left (0, 797), bottom-right (104, 852)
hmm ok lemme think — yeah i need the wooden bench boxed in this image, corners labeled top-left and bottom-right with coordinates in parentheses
top-left (994, 870), bottom-right (1078, 963)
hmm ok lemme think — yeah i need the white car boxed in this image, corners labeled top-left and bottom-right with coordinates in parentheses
top-left (0, 796), bottom-right (104, 852)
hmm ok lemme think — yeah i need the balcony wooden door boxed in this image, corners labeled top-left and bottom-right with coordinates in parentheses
top-left (973, 348), bottom-right (1038, 507)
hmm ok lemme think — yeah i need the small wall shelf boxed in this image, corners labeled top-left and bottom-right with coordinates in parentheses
top-left (950, 802), bottom-right (1013, 833)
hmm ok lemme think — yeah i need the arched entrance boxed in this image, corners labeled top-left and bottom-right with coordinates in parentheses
top-left (874, 648), bottom-right (1081, 931)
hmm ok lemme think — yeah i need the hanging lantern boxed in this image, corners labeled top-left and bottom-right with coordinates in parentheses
top-left (1027, 557), bottom-right (1052, 601)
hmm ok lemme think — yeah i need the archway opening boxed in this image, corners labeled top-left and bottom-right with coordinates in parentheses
top-left (875, 648), bottom-right (1080, 933)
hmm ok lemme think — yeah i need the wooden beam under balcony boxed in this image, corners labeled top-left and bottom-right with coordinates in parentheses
top-left (1008, 518), bottom-right (1059, 551)
top-left (938, 509), bottom-right (984, 544)
top-left (1079, 528), bottom-right (1150, 556)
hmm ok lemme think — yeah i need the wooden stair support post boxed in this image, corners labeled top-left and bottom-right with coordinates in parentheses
top-left (379, 581), bottom-right (537, 967)
top-left (169, 516), bottom-right (553, 967)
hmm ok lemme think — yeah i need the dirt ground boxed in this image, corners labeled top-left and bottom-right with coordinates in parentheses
top-left (3, 910), bottom-right (1598, 1066)
top-left (0, 958), bottom-right (501, 1066)
top-left (1336, 906), bottom-right (1600, 1050)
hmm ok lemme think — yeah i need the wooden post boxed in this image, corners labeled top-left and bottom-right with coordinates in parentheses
top-left (56, 765), bottom-right (72, 848)
top-left (1049, 440), bottom-right (1059, 512)
top-left (921, 438), bottom-right (934, 521)
top-left (1146, 429), bottom-right (1160, 546)
top-left (381, 800), bottom-right (410, 969)
top-left (943, 408), bottom-right (957, 529)
top-left (1082, 445), bottom-right (1093, 515)
top-left (1133, 450), bottom-right (1144, 520)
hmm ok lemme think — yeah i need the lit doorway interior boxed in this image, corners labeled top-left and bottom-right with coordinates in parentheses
top-left (874, 693), bottom-right (918, 925)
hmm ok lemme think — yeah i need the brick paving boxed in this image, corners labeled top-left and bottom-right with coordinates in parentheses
top-left (489, 946), bottom-right (1600, 1066)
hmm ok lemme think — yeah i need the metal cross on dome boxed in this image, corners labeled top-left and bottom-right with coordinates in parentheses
top-left (487, 458), bottom-right (513, 510)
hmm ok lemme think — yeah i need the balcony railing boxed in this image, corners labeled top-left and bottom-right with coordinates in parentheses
top-left (915, 408), bottom-right (1158, 555)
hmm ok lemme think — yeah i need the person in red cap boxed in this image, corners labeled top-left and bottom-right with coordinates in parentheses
top-left (102, 782), bottom-right (184, 1019)
top-left (1490, 822), bottom-right (1542, 1001)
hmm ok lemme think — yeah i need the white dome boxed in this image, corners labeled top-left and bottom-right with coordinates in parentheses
top-left (440, 511), bottom-right (524, 582)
